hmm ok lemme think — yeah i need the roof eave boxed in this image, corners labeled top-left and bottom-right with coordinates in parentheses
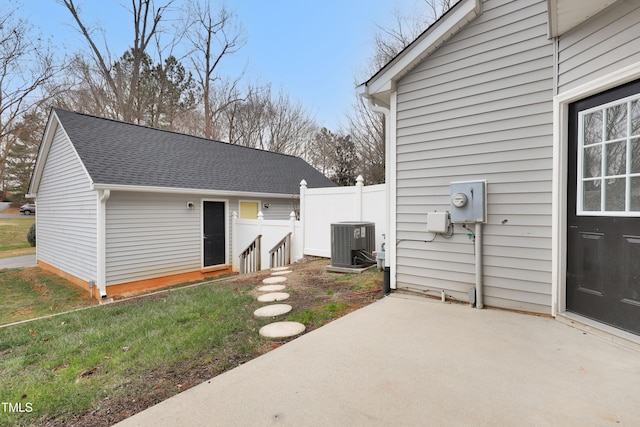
top-left (91, 183), bottom-right (301, 199)
top-left (360, 0), bottom-right (481, 105)
top-left (547, 0), bottom-right (620, 38)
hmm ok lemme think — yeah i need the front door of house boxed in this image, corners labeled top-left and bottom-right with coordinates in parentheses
top-left (567, 78), bottom-right (640, 335)
top-left (203, 201), bottom-right (226, 267)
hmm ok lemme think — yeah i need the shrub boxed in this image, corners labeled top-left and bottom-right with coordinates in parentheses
top-left (27, 223), bottom-right (36, 247)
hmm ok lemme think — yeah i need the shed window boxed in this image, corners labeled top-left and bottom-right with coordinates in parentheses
top-left (578, 94), bottom-right (640, 215)
top-left (239, 201), bottom-right (259, 219)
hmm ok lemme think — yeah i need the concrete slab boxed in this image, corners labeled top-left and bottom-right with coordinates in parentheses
top-left (116, 294), bottom-right (640, 427)
top-left (262, 276), bottom-right (287, 285)
top-left (253, 304), bottom-right (292, 318)
top-left (270, 266), bottom-right (291, 272)
top-left (271, 270), bottom-right (292, 276)
top-left (325, 264), bottom-right (376, 274)
top-left (257, 292), bottom-right (290, 303)
top-left (259, 321), bottom-right (306, 339)
top-left (257, 284), bottom-right (286, 292)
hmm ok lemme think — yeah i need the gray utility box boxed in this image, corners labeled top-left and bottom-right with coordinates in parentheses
top-left (450, 180), bottom-right (487, 223)
top-left (331, 222), bottom-right (375, 268)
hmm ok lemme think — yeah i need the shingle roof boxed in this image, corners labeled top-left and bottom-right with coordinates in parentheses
top-left (53, 108), bottom-right (335, 194)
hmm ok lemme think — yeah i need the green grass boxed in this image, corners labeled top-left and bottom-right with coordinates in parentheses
top-left (0, 217), bottom-right (36, 258)
top-left (0, 268), bottom-right (97, 326)
top-left (287, 302), bottom-right (350, 328)
top-left (0, 282), bottom-right (268, 426)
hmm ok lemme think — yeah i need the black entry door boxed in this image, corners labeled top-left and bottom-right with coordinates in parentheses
top-left (567, 78), bottom-right (640, 335)
top-left (203, 201), bottom-right (226, 267)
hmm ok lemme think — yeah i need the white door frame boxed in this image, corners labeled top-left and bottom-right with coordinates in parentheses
top-left (552, 61), bottom-right (640, 320)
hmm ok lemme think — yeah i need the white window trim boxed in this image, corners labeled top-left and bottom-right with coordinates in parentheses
top-left (552, 61), bottom-right (640, 319)
top-left (576, 94), bottom-right (640, 216)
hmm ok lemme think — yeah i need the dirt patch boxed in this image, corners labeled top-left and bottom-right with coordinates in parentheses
top-left (46, 258), bottom-right (382, 426)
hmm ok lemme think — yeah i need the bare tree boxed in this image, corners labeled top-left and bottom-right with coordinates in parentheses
top-left (0, 5), bottom-right (57, 192)
top-left (223, 84), bottom-right (315, 156)
top-left (345, 0), bottom-right (456, 184)
top-left (59, 0), bottom-right (172, 123)
top-left (185, 0), bottom-right (245, 139)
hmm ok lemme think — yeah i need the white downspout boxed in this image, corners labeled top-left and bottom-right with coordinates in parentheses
top-left (367, 97), bottom-right (391, 269)
top-left (97, 189), bottom-right (111, 297)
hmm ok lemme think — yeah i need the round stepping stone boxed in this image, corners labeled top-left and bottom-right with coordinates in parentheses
top-left (263, 276), bottom-right (287, 284)
top-left (253, 304), bottom-right (292, 318)
top-left (259, 321), bottom-right (306, 339)
top-left (270, 266), bottom-right (291, 272)
top-left (257, 292), bottom-right (290, 302)
top-left (271, 270), bottom-right (292, 276)
top-left (257, 284), bottom-right (286, 292)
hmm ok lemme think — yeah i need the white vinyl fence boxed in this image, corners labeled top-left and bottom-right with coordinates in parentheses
top-left (301, 176), bottom-right (386, 258)
top-left (231, 176), bottom-right (386, 272)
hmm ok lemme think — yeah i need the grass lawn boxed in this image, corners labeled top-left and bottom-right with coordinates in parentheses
top-left (0, 217), bottom-right (36, 258)
top-left (0, 268), bottom-right (97, 326)
top-left (0, 280), bottom-right (270, 426)
top-left (0, 259), bottom-right (382, 426)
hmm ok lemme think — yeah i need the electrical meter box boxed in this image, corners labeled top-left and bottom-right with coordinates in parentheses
top-left (449, 180), bottom-right (487, 223)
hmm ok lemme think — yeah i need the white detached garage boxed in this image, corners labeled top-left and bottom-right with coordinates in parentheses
top-left (28, 108), bottom-right (334, 298)
top-left (359, 0), bottom-right (640, 340)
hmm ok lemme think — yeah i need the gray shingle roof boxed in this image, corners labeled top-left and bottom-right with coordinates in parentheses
top-left (54, 108), bottom-right (335, 194)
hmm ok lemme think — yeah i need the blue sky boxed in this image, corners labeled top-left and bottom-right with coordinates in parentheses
top-left (18, 0), bottom-right (424, 130)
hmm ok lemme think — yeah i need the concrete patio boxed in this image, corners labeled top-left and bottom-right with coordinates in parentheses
top-left (116, 293), bottom-right (640, 426)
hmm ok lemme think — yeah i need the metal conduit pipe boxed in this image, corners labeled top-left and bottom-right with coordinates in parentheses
top-left (475, 223), bottom-right (483, 309)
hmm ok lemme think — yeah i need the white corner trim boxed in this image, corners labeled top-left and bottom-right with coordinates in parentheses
top-left (552, 60), bottom-right (640, 317)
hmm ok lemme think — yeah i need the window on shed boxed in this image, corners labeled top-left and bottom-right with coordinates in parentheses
top-left (239, 201), bottom-right (259, 219)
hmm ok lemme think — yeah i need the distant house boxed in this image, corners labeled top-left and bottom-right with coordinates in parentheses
top-left (28, 108), bottom-right (334, 298)
top-left (359, 0), bottom-right (640, 339)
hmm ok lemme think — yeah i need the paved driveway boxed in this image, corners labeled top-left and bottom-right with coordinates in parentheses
top-left (0, 255), bottom-right (37, 269)
top-left (116, 294), bottom-right (640, 426)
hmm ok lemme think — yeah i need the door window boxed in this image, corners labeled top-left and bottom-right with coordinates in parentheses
top-left (578, 95), bottom-right (640, 215)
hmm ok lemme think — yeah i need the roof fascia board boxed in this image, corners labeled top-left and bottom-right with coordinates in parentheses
top-left (91, 183), bottom-right (300, 199)
top-left (366, 0), bottom-right (481, 97)
top-left (547, 0), bottom-right (558, 38)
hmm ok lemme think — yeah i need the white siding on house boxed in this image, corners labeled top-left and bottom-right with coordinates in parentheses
top-left (394, 0), bottom-right (554, 313)
top-left (36, 125), bottom-right (97, 283)
top-left (558, 1), bottom-right (640, 93)
top-left (229, 197), bottom-right (298, 220)
top-left (105, 193), bottom-right (296, 285)
top-left (105, 192), bottom-right (202, 285)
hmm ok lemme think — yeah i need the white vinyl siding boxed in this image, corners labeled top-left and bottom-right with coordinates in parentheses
top-left (394, 0), bottom-right (554, 313)
top-left (104, 193), bottom-right (297, 285)
top-left (105, 192), bottom-right (202, 285)
top-left (36, 125), bottom-right (97, 283)
top-left (557, 1), bottom-right (640, 94)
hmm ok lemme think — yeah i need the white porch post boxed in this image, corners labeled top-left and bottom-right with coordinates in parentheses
top-left (231, 211), bottom-right (238, 272)
top-left (355, 175), bottom-right (364, 221)
top-left (299, 179), bottom-right (307, 256)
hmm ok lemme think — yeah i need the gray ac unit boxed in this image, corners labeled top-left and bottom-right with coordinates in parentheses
top-left (331, 222), bottom-right (376, 268)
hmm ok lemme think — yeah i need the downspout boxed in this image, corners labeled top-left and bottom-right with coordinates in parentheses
top-left (367, 97), bottom-right (393, 290)
top-left (97, 189), bottom-right (111, 297)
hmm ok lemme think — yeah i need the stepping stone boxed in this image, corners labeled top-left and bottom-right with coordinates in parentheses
top-left (271, 270), bottom-right (292, 276)
top-left (253, 304), bottom-right (292, 318)
top-left (257, 284), bottom-right (286, 292)
top-left (270, 266), bottom-right (291, 272)
top-left (259, 321), bottom-right (306, 339)
top-left (263, 276), bottom-right (287, 285)
top-left (257, 292), bottom-right (290, 302)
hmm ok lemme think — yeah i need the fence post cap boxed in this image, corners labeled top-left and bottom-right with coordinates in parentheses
top-left (300, 179), bottom-right (307, 187)
top-left (258, 211), bottom-right (264, 219)
top-left (232, 211), bottom-right (238, 219)
top-left (356, 175), bottom-right (364, 185)
top-left (289, 211), bottom-right (296, 220)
